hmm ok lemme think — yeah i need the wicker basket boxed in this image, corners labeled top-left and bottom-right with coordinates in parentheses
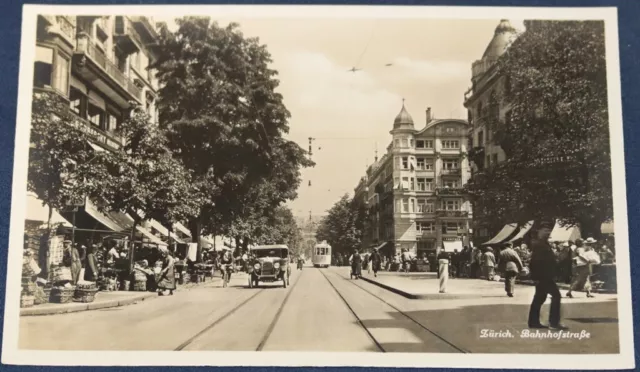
top-left (22, 282), bottom-right (37, 295)
top-left (50, 287), bottom-right (75, 304)
top-left (20, 295), bottom-right (35, 308)
top-left (73, 288), bottom-right (98, 303)
top-left (133, 280), bottom-right (147, 291)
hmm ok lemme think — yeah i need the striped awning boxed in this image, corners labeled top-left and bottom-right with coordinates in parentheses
top-left (508, 221), bottom-right (534, 243)
top-left (549, 221), bottom-right (581, 242)
top-left (25, 193), bottom-right (72, 228)
top-left (148, 219), bottom-right (186, 244)
top-left (483, 223), bottom-right (518, 245)
top-left (84, 199), bottom-right (125, 232)
top-left (136, 225), bottom-right (168, 247)
top-left (174, 222), bottom-right (192, 238)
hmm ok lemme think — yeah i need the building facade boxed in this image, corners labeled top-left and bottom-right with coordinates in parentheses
top-left (34, 15), bottom-right (160, 153)
top-left (463, 19), bottom-right (519, 245)
top-left (355, 104), bottom-right (472, 258)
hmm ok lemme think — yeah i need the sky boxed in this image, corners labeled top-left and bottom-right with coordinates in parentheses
top-left (158, 16), bottom-right (524, 218)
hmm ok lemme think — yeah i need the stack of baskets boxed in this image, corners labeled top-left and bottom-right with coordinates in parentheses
top-left (50, 286), bottom-right (75, 304)
top-left (73, 282), bottom-right (98, 303)
top-left (133, 269), bottom-right (148, 291)
top-left (20, 275), bottom-right (36, 308)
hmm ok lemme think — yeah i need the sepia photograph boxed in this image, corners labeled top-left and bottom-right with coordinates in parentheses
top-left (1, 4), bottom-right (634, 369)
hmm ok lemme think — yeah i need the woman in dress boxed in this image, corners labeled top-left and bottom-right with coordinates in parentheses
top-left (83, 244), bottom-right (99, 282)
top-left (156, 248), bottom-right (176, 296)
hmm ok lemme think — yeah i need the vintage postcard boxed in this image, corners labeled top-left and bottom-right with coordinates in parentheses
top-left (1, 4), bottom-right (634, 369)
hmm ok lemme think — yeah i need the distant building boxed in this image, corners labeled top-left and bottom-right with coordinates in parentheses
top-left (354, 103), bottom-right (471, 258)
top-left (463, 19), bottom-right (519, 244)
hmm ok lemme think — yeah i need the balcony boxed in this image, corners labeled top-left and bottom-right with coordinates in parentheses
top-left (440, 168), bottom-right (461, 176)
top-left (435, 186), bottom-right (464, 196)
top-left (71, 114), bottom-right (122, 151)
top-left (114, 16), bottom-right (143, 55)
top-left (436, 209), bottom-right (469, 218)
top-left (417, 231), bottom-right (437, 239)
top-left (41, 15), bottom-right (76, 46)
top-left (74, 35), bottom-right (143, 106)
top-left (130, 16), bottom-right (159, 43)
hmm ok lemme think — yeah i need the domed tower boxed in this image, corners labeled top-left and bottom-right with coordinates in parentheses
top-left (393, 99), bottom-right (415, 131)
top-left (471, 19), bottom-right (518, 85)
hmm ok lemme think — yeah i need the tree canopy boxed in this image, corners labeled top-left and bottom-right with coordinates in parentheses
top-left (465, 20), bottom-right (611, 238)
top-left (316, 194), bottom-right (368, 257)
top-left (152, 17), bottom-right (312, 259)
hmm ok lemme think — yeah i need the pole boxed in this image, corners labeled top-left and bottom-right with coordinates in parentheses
top-left (71, 210), bottom-right (76, 247)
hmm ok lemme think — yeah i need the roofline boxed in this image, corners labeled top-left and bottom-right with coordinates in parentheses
top-left (416, 118), bottom-right (469, 134)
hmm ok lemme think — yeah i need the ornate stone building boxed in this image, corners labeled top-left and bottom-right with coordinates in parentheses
top-left (354, 103), bottom-right (472, 258)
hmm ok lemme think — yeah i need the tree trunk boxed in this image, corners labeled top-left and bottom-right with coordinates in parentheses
top-left (235, 236), bottom-right (242, 256)
top-left (129, 219), bottom-right (138, 274)
top-left (242, 236), bottom-right (249, 253)
top-left (39, 204), bottom-right (54, 280)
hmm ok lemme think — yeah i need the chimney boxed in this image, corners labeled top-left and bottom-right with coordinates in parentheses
top-left (426, 107), bottom-right (432, 124)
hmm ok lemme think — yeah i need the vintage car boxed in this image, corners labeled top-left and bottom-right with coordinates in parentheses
top-left (247, 245), bottom-right (291, 288)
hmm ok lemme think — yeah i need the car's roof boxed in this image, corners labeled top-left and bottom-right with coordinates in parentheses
top-left (252, 244), bottom-right (289, 250)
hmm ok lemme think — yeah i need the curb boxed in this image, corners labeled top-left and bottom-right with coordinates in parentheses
top-left (20, 292), bottom-right (157, 316)
top-left (360, 276), bottom-right (421, 299)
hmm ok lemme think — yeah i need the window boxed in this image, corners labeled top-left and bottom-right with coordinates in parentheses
top-left (106, 109), bottom-right (121, 132)
top-left (418, 240), bottom-right (435, 251)
top-left (416, 177), bottom-right (427, 191)
top-left (424, 161), bottom-right (433, 171)
top-left (442, 200), bottom-right (461, 211)
top-left (131, 52), bottom-right (141, 72)
top-left (402, 138), bottom-right (408, 148)
top-left (69, 87), bottom-right (85, 116)
top-left (394, 177), bottom-right (400, 189)
top-left (87, 103), bottom-right (104, 128)
top-left (416, 199), bottom-right (426, 213)
top-left (425, 140), bottom-right (433, 148)
top-left (445, 127), bottom-right (455, 133)
top-left (402, 157), bottom-right (409, 169)
top-left (394, 139), bottom-right (400, 148)
top-left (410, 177), bottom-right (415, 190)
top-left (34, 46), bottom-right (53, 88)
top-left (416, 157), bottom-right (425, 170)
top-left (443, 160), bottom-right (459, 169)
top-left (417, 222), bottom-right (434, 232)
top-left (443, 222), bottom-right (462, 234)
top-left (410, 199), bottom-right (416, 213)
top-left (402, 177), bottom-right (409, 190)
top-left (443, 179), bottom-right (459, 188)
top-left (478, 131), bottom-right (484, 146)
top-left (402, 199), bottom-right (409, 213)
top-left (409, 139), bottom-right (414, 148)
top-left (53, 54), bottom-right (69, 95)
top-left (416, 140), bottom-right (425, 148)
top-left (442, 140), bottom-right (460, 149)
top-left (425, 202), bottom-right (434, 213)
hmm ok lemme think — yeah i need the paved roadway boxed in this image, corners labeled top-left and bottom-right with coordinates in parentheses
top-left (19, 266), bottom-right (619, 353)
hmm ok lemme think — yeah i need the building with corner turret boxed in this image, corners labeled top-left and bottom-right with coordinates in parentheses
top-left (354, 101), bottom-right (471, 258)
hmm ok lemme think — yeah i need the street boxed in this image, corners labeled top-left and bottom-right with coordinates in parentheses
top-left (19, 266), bottom-right (618, 354)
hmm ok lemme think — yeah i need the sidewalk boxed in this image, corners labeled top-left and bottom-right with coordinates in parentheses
top-left (359, 271), bottom-right (595, 300)
top-left (20, 273), bottom-right (236, 317)
top-left (21, 291), bottom-right (158, 316)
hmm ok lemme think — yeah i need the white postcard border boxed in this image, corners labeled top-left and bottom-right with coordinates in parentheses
top-left (2, 4), bottom-right (634, 369)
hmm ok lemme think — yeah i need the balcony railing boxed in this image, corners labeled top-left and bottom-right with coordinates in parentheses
top-left (435, 186), bottom-right (464, 196)
top-left (435, 209), bottom-right (469, 218)
top-left (56, 16), bottom-right (75, 40)
top-left (76, 38), bottom-right (143, 102)
top-left (114, 16), bottom-right (144, 54)
top-left (71, 114), bottom-right (122, 151)
top-left (440, 168), bottom-right (461, 176)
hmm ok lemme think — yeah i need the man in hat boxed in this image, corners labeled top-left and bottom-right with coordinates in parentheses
top-left (482, 247), bottom-right (497, 281)
top-left (498, 243), bottom-right (524, 297)
top-left (528, 220), bottom-right (567, 329)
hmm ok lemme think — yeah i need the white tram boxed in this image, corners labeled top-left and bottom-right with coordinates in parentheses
top-left (312, 241), bottom-right (332, 268)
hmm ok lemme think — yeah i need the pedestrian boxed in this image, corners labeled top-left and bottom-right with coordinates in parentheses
top-left (437, 249), bottom-right (449, 293)
top-left (68, 241), bottom-right (82, 285)
top-left (156, 248), bottom-right (176, 296)
top-left (528, 220), bottom-right (567, 330)
top-left (349, 248), bottom-right (362, 279)
top-left (83, 243), bottom-right (99, 282)
top-left (567, 237), bottom-right (601, 298)
top-left (482, 247), bottom-right (496, 280)
top-left (370, 248), bottom-right (382, 277)
top-left (499, 243), bottom-right (524, 297)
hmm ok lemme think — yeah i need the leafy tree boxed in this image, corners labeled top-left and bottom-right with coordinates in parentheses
top-left (466, 20), bottom-right (611, 238)
top-left (28, 91), bottom-right (96, 273)
top-left (152, 17), bottom-right (312, 260)
top-left (84, 107), bottom-right (197, 269)
top-left (316, 194), bottom-right (368, 257)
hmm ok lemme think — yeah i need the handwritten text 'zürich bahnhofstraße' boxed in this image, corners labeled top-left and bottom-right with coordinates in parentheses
top-left (480, 329), bottom-right (592, 340)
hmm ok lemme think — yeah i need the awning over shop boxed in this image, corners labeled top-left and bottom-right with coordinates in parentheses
top-left (601, 221), bottom-right (614, 235)
top-left (374, 241), bottom-right (387, 250)
top-left (549, 221), bottom-right (581, 242)
top-left (200, 236), bottom-right (215, 248)
top-left (148, 219), bottom-right (186, 244)
top-left (443, 240), bottom-right (463, 252)
top-left (508, 221), bottom-right (534, 243)
top-left (87, 142), bottom-right (106, 152)
top-left (482, 223), bottom-right (518, 245)
top-left (174, 222), bottom-right (192, 238)
top-left (85, 199), bottom-right (126, 232)
top-left (136, 225), bottom-right (168, 247)
top-left (25, 193), bottom-right (72, 228)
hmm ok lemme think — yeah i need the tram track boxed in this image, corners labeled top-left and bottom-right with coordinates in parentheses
top-left (319, 268), bottom-right (468, 353)
top-left (174, 270), bottom-right (303, 351)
